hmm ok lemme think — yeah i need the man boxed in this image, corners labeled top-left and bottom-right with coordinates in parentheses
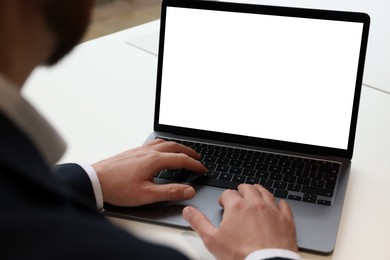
top-left (0, 1), bottom-right (299, 259)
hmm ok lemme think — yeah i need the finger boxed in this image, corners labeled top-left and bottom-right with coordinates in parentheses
top-left (254, 184), bottom-right (276, 206)
top-left (152, 141), bottom-right (201, 160)
top-left (278, 199), bottom-right (294, 221)
top-left (237, 184), bottom-right (262, 201)
top-left (147, 183), bottom-right (196, 202)
top-left (156, 153), bottom-right (207, 174)
top-left (145, 138), bottom-right (166, 146)
top-left (183, 206), bottom-right (217, 241)
top-left (217, 189), bottom-right (241, 209)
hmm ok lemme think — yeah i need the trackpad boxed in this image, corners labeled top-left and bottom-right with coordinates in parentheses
top-left (164, 186), bottom-right (224, 227)
top-left (164, 204), bottom-right (189, 227)
top-left (164, 204), bottom-right (223, 228)
top-left (104, 186), bottom-right (224, 228)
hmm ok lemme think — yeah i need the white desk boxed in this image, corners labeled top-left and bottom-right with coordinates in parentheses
top-left (23, 21), bottom-right (390, 259)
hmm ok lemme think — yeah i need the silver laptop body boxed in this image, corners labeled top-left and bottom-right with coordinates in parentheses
top-left (105, 0), bottom-right (370, 254)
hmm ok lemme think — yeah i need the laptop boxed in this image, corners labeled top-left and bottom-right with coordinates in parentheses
top-left (105, 0), bottom-right (370, 254)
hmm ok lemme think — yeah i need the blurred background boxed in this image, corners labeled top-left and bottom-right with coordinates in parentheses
top-left (83, 0), bottom-right (162, 42)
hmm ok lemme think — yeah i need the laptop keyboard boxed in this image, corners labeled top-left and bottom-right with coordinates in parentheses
top-left (155, 137), bottom-right (340, 206)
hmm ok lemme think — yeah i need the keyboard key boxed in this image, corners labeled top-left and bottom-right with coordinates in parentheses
top-left (158, 170), bottom-right (174, 179)
top-left (204, 155), bottom-right (217, 163)
top-left (216, 165), bottom-right (229, 172)
top-left (245, 177), bottom-right (260, 185)
top-left (226, 152), bottom-right (239, 160)
top-left (275, 154), bottom-right (288, 160)
top-left (317, 199), bottom-right (331, 206)
top-left (229, 159), bottom-right (242, 167)
top-left (239, 153), bottom-right (252, 161)
top-left (219, 173), bottom-right (233, 181)
top-left (193, 177), bottom-right (239, 190)
top-left (291, 161), bottom-right (304, 169)
top-left (324, 173), bottom-right (337, 181)
top-left (305, 164), bottom-right (318, 172)
top-left (321, 165), bottom-right (340, 174)
top-left (182, 141), bottom-right (192, 147)
top-left (242, 169), bottom-right (256, 176)
top-left (301, 186), bottom-right (334, 197)
top-left (229, 167), bottom-right (243, 175)
top-left (287, 183), bottom-right (302, 192)
top-left (202, 148), bottom-right (214, 155)
top-left (303, 194), bottom-right (317, 203)
top-left (204, 162), bottom-right (217, 170)
top-left (206, 171), bottom-right (219, 178)
top-left (193, 146), bottom-right (203, 153)
top-left (295, 169), bottom-right (310, 178)
top-left (325, 179), bottom-right (336, 189)
top-left (274, 189), bottom-right (288, 198)
top-left (232, 175), bottom-right (246, 183)
top-left (265, 158), bottom-right (278, 165)
top-left (269, 173), bottom-right (283, 181)
top-left (252, 155), bottom-right (265, 164)
top-left (309, 172), bottom-right (324, 179)
top-left (283, 174), bottom-right (297, 183)
top-left (273, 181), bottom-right (287, 190)
top-left (255, 164), bottom-right (269, 171)
top-left (311, 178), bottom-right (325, 188)
top-left (282, 167), bottom-right (295, 175)
top-left (215, 151), bottom-right (227, 158)
top-left (297, 177), bottom-right (311, 185)
top-left (288, 195), bottom-right (302, 201)
top-left (242, 161), bottom-right (256, 169)
top-left (269, 166), bottom-right (282, 173)
top-left (260, 179), bottom-right (274, 187)
top-left (256, 171), bottom-right (269, 178)
top-left (216, 157), bottom-right (230, 165)
top-left (278, 160), bottom-right (291, 167)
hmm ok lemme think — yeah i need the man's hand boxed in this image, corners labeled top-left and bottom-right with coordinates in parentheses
top-left (183, 184), bottom-right (298, 260)
top-left (92, 139), bottom-right (207, 206)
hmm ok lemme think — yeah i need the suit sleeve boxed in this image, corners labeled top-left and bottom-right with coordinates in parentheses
top-left (53, 163), bottom-right (97, 208)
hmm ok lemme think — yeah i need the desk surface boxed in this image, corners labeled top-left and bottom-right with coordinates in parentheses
top-left (24, 21), bottom-right (390, 260)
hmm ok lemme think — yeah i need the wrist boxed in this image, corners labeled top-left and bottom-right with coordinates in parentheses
top-left (78, 162), bottom-right (104, 210)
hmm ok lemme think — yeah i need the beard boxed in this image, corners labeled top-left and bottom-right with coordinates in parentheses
top-left (42, 0), bottom-right (94, 65)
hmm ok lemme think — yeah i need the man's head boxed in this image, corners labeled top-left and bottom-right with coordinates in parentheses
top-left (42, 0), bottom-right (95, 65)
top-left (0, 0), bottom-right (94, 86)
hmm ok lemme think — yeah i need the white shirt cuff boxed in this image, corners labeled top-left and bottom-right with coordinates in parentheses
top-left (78, 162), bottom-right (104, 211)
top-left (245, 248), bottom-right (301, 260)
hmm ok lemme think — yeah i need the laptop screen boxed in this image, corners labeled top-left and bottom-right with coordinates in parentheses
top-left (157, 4), bottom-right (367, 151)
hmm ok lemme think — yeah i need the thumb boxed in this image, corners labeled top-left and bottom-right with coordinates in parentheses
top-left (149, 183), bottom-right (196, 202)
top-left (278, 199), bottom-right (295, 222)
top-left (182, 206), bottom-right (217, 240)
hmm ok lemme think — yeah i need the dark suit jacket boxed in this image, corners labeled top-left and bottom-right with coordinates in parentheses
top-left (0, 113), bottom-right (188, 259)
top-left (0, 112), bottom-right (292, 260)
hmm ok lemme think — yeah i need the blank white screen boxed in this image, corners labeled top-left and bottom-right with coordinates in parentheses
top-left (159, 7), bottom-right (364, 150)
